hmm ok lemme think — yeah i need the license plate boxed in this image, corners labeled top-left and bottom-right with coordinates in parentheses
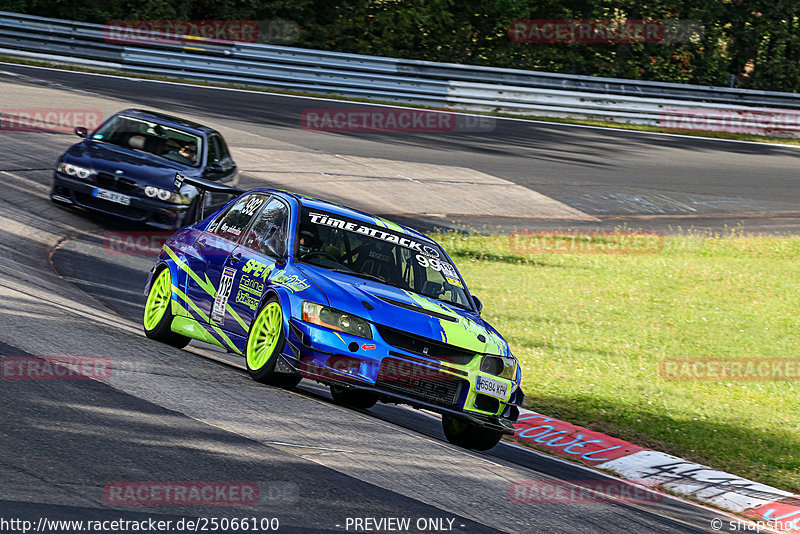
top-left (92, 187), bottom-right (131, 205)
top-left (475, 375), bottom-right (509, 400)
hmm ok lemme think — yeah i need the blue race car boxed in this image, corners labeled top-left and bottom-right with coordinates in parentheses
top-left (51, 109), bottom-right (238, 229)
top-left (143, 179), bottom-right (523, 450)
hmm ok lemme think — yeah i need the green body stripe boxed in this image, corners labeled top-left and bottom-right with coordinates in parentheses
top-left (378, 217), bottom-right (404, 233)
top-left (163, 244), bottom-right (249, 332)
top-left (172, 284), bottom-right (242, 354)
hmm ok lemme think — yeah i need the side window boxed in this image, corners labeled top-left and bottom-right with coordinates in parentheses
top-left (242, 198), bottom-right (289, 256)
top-left (208, 194), bottom-right (268, 242)
top-left (207, 135), bottom-right (221, 165)
top-left (216, 135), bottom-right (232, 164)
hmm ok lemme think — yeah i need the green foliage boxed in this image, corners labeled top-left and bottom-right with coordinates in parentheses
top-left (5, 0), bottom-right (800, 91)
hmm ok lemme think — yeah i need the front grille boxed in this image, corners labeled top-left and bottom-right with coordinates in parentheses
top-left (95, 172), bottom-right (137, 194)
top-left (376, 357), bottom-right (466, 408)
top-left (74, 192), bottom-right (148, 219)
top-left (375, 325), bottom-right (477, 365)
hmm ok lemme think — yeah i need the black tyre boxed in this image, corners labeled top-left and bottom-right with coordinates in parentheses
top-left (143, 268), bottom-right (191, 348)
top-left (442, 414), bottom-right (504, 451)
top-left (330, 384), bottom-right (379, 409)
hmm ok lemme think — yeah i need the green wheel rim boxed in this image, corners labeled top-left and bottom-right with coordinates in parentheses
top-left (247, 301), bottom-right (282, 370)
top-left (144, 269), bottom-right (172, 331)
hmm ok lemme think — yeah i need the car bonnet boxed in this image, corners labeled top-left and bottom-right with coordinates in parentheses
top-left (295, 264), bottom-right (509, 356)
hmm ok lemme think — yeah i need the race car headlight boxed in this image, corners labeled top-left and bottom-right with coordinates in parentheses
top-left (144, 185), bottom-right (191, 205)
top-left (480, 355), bottom-right (518, 381)
top-left (57, 162), bottom-right (94, 180)
top-left (302, 301), bottom-right (372, 339)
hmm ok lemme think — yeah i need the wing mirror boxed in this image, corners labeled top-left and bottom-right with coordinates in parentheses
top-left (74, 126), bottom-right (88, 138)
top-left (472, 295), bottom-right (483, 315)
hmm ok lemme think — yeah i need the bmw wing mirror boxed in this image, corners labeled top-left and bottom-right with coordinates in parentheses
top-left (74, 126), bottom-right (88, 138)
top-left (472, 295), bottom-right (483, 315)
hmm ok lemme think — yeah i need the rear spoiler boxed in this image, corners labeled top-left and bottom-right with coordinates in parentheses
top-left (174, 172), bottom-right (245, 195)
top-left (174, 172), bottom-right (246, 224)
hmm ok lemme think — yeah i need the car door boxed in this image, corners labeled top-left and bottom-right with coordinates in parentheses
top-left (184, 193), bottom-right (269, 329)
top-left (224, 196), bottom-right (291, 338)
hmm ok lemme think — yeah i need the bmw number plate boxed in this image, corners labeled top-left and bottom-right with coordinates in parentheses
top-left (475, 375), bottom-right (509, 400)
top-left (92, 187), bottom-right (131, 206)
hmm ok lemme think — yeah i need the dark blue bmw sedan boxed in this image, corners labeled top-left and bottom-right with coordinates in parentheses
top-left (51, 109), bottom-right (238, 229)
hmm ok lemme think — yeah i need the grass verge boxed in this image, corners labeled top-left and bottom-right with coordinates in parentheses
top-left (1, 54), bottom-right (799, 146)
top-left (433, 229), bottom-right (800, 493)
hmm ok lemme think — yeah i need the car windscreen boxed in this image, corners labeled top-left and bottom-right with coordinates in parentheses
top-left (297, 208), bottom-right (471, 309)
top-left (91, 115), bottom-right (203, 167)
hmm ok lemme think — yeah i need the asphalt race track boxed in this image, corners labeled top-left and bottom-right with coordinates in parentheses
top-left (0, 63), bottom-right (782, 533)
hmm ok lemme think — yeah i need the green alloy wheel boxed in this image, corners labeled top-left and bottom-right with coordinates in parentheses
top-left (143, 268), bottom-right (191, 348)
top-left (245, 298), bottom-right (301, 388)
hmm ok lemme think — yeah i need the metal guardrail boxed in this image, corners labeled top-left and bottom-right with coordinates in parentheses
top-left (1, 10), bottom-right (799, 135)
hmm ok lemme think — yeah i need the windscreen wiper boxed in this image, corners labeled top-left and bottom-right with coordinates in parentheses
top-left (330, 268), bottom-right (384, 283)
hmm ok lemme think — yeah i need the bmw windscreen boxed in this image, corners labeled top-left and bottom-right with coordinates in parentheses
top-left (90, 114), bottom-right (204, 167)
top-left (298, 208), bottom-right (471, 309)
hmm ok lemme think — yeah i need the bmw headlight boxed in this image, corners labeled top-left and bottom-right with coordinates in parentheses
top-left (480, 354), bottom-right (519, 381)
top-left (57, 162), bottom-right (94, 180)
top-left (302, 301), bottom-right (372, 339)
top-left (144, 185), bottom-right (191, 205)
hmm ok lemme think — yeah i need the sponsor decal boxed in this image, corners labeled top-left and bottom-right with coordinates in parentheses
top-left (173, 172), bottom-right (185, 190)
top-left (104, 481), bottom-right (259, 505)
top-left (309, 212), bottom-right (436, 256)
top-left (241, 196), bottom-right (265, 217)
top-left (660, 358), bottom-right (800, 381)
top-left (242, 259), bottom-right (274, 282)
top-left (1, 356), bottom-right (111, 381)
top-left (0, 108), bottom-right (102, 133)
top-left (361, 344), bottom-right (376, 350)
top-left (509, 480), bottom-right (662, 505)
top-left (211, 267), bottom-right (237, 325)
top-left (514, 412), bottom-right (644, 464)
top-left (235, 290), bottom-right (259, 311)
top-left (270, 269), bottom-right (310, 293)
top-left (301, 108), bottom-right (495, 133)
